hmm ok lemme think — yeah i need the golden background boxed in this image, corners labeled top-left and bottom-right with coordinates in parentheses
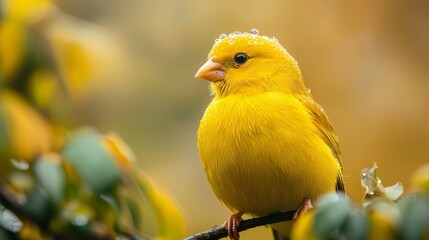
top-left (52, 0), bottom-right (429, 238)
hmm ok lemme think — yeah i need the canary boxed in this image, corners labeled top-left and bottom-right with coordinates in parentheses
top-left (195, 30), bottom-right (345, 240)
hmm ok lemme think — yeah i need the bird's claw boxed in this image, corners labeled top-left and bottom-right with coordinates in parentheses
top-left (293, 198), bottom-right (313, 220)
top-left (224, 212), bottom-right (243, 240)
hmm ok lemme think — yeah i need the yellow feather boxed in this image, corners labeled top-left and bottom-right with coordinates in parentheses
top-left (197, 31), bottom-right (344, 237)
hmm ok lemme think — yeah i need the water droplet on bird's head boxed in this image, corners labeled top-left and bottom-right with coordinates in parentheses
top-left (215, 34), bottom-right (227, 43)
top-left (249, 29), bottom-right (259, 35)
top-left (228, 40), bottom-right (235, 45)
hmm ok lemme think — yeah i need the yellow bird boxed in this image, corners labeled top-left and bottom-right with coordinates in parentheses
top-left (195, 30), bottom-right (345, 240)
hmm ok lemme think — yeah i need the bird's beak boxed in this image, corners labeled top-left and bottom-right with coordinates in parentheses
top-left (195, 56), bottom-right (225, 82)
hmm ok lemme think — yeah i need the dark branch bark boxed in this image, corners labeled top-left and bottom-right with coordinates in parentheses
top-left (184, 210), bottom-right (296, 240)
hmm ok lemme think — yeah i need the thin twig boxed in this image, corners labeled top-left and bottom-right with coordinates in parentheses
top-left (184, 210), bottom-right (296, 240)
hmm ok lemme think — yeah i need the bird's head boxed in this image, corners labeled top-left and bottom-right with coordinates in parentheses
top-left (195, 30), bottom-right (304, 97)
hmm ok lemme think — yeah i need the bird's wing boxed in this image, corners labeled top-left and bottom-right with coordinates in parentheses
top-left (296, 93), bottom-right (345, 192)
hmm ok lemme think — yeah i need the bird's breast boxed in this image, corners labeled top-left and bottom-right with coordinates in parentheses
top-left (198, 92), bottom-right (338, 216)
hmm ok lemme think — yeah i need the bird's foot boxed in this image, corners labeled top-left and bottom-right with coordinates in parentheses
top-left (293, 198), bottom-right (313, 220)
top-left (224, 212), bottom-right (243, 240)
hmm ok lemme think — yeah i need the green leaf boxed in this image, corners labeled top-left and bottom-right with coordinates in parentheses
top-left (62, 128), bottom-right (120, 194)
top-left (0, 227), bottom-right (13, 240)
top-left (0, 104), bottom-right (14, 178)
top-left (20, 186), bottom-right (51, 223)
top-left (340, 209), bottom-right (370, 240)
top-left (398, 193), bottom-right (429, 240)
top-left (314, 193), bottom-right (352, 239)
top-left (99, 194), bottom-right (119, 214)
top-left (2, 171), bottom-right (51, 223)
top-left (34, 154), bottom-right (65, 203)
top-left (0, 206), bottom-right (22, 233)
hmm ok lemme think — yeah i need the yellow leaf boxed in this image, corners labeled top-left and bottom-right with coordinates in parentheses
top-left (0, 90), bottom-right (53, 161)
top-left (368, 211), bottom-right (397, 240)
top-left (103, 132), bottom-right (136, 169)
top-left (412, 163), bottom-right (429, 194)
top-left (55, 40), bottom-right (93, 96)
top-left (0, 21), bottom-right (24, 81)
top-left (2, 0), bottom-right (52, 21)
top-left (36, 11), bottom-right (128, 103)
top-left (135, 172), bottom-right (187, 239)
top-left (18, 219), bottom-right (47, 240)
top-left (28, 69), bottom-right (57, 109)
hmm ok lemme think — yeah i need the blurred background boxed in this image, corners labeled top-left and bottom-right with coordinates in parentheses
top-left (2, 0), bottom-right (428, 239)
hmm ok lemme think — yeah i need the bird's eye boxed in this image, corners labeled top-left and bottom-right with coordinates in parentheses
top-left (233, 53), bottom-right (249, 65)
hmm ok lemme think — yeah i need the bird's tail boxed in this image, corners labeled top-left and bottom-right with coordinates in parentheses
top-left (272, 229), bottom-right (290, 240)
top-left (271, 221), bottom-right (292, 240)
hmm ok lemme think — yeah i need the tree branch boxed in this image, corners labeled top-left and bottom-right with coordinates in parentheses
top-left (184, 210), bottom-right (296, 240)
